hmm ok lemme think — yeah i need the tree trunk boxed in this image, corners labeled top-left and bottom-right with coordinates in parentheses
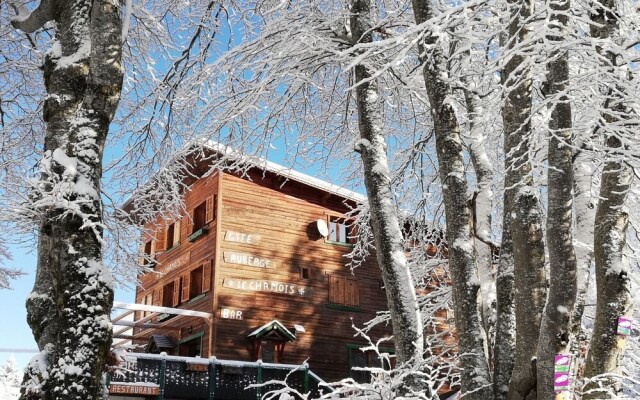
top-left (508, 188), bottom-right (546, 400)
top-left (350, 1), bottom-right (433, 397)
top-left (411, 1), bottom-right (493, 398)
top-left (582, 143), bottom-right (632, 397)
top-left (464, 90), bottom-right (497, 355)
top-left (535, 0), bottom-right (576, 396)
top-left (499, 0), bottom-right (547, 398)
top-left (14, 1), bottom-right (123, 399)
top-left (582, 0), bottom-right (633, 396)
top-left (568, 152), bottom-right (596, 383)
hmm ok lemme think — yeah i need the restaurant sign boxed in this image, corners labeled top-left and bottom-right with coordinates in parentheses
top-left (109, 383), bottom-right (160, 396)
top-left (223, 277), bottom-right (310, 297)
top-left (223, 251), bottom-right (276, 268)
top-left (224, 230), bottom-right (261, 245)
top-left (159, 251), bottom-right (191, 273)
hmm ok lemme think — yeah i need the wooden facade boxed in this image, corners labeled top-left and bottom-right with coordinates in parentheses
top-left (130, 165), bottom-right (395, 383)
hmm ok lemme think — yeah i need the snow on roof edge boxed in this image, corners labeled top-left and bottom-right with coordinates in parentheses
top-left (121, 139), bottom-right (366, 212)
top-left (203, 140), bottom-right (366, 203)
top-left (247, 319), bottom-right (296, 340)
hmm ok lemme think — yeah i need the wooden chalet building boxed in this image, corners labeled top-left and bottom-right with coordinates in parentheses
top-left (123, 144), bottom-right (397, 386)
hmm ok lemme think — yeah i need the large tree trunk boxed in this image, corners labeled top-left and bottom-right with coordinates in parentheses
top-left (583, 2), bottom-right (633, 395)
top-left (463, 90), bottom-right (497, 354)
top-left (411, 1), bottom-right (493, 398)
top-left (13, 1), bottom-right (123, 399)
top-left (350, 1), bottom-right (433, 397)
top-left (499, 1), bottom-right (547, 398)
top-left (568, 152), bottom-right (597, 385)
top-left (535, 0), bottom-right (576, 397)
top-left (582, 135), bottom-right (632, 398)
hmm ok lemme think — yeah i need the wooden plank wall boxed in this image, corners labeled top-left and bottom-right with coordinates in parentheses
top-left (133, 173), bottom-right (221, 356)
top-left (212, 171), bottom-right (391, 382)
top-left (130, 166), bottom-right (455, 387)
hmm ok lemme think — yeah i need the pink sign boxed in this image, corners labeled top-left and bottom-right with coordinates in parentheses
top-left (554, 354), bottom-right (571, 392)
top-left (617, 316), bottom-right (632, 336)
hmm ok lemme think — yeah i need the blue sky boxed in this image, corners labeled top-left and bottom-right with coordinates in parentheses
top-left (0, 253), bottom-right (133, 371)
top-left (0, 252), bottom-right (138, 370)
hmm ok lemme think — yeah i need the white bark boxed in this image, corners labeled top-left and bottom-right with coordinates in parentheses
top-left (464, 91), bottom-right (497, 351)
top-left (350, 1), bottom-right (432, 396)
top-left (536, 0), bottom-right (576, 395)
top-left (411, 1), bottom-right (493, 397)
top-left (12, 1), bottom-right (124, 399)
top-left (499, 0), bottom-right (547, 397)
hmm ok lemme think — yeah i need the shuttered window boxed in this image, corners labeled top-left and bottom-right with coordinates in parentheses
top-left (138, 292), bottom-right (153, 319)
top-left (138, 240), bottom-right (155, 266)
top-left (192, 203), bottom-right (207, 232)
top-left (181, 260), bottom-right (212, 302)
top-left (190, 266), bottom-right (203, 298)
top-left (328, 275), bottom-right (359, 307)
top-left (190, 194), bottom-right (217, 234)
top-left (166, 219), bottom-right (181, 249)
top-left (161, 281), bottom-right (174, 307)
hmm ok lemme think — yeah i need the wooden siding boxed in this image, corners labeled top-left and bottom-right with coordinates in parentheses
top-left (212, 171), bottom-right (389, 382)
top-left (133, 172), bottom-right (221, 357)
top-left (130, 166), bottom-right (455, 387)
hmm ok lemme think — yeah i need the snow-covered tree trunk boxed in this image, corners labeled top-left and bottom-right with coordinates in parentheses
top-left (535, 0), bottom-right (576, 397)
top-left (582, 140), bottom-right (632, 397)
top-left (568, 152), bottom-right (596, 382)
top-left (411, 1), bottom-right (493, 398)
top-left (508, 187), bottom-right (545, 400)
top-left (498, 0), bottom-right (547, 398)
top-left (582, 0), bottom-right (633, 396)
top-left (464, 90), bottom-right (497, 353)
top-left (12, 0), bottom-right (123, 398)
top-left (350, 1), bottom-right (432, 396)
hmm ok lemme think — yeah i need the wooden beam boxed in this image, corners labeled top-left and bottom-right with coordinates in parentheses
top-left (112, 309), bottom-right (135, 323)
top-left (113, 301), bottom-right (213, 320)
top-left (113, 320), bottom-right (182, 331)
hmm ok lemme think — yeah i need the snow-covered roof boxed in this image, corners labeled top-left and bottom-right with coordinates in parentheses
top-left (202, 141), bottom-right (366, 203)
top-left (247, 320), bottom-right (296, 341)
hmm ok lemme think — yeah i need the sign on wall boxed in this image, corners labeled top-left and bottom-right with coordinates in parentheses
top-left (223, 251), bottom-right (276, 268)
top-left (186, 362), bottom-right (208, 372)
top-left (159, 251), bottom-right (191, 273)
top-left (224, 230), bottom-right (261, 245)
top-left (553, 354), bottom-right (571, 392)
top-left (223, 277), bottom-right (310, 297)
top-left (617, 316), bottom-right (633, 336)
top-left (109, 383), bottom-right (160, 396)
top-left (219, 307), bottom-right (244, 320)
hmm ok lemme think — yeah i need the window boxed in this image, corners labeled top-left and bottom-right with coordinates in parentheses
top-left (348, 346), bottom-right (369, 383)
top-left (162, 281), bottom-right (175, 307)
top-left (188, 195), bottom-right (217, 242)
top-left (348, 346), bottom-right (396, 383)
top-left (193, 202), bottom-right (207, 232)
top-left (328, 275), bottom-right (359, 308)
top-left (190, 266), bottom-right (203, 298)
top-left (142, 292), bottom-right (153, 318)
top-left (181, 261), bottom-right (211, 302)
top-left (327, 215), bottom-right (357, 244)
top-left (300, 267), bottom-right (310, 280)
top-left (178, 334), bottom-right (202, 357)
top-left (138, 240), bottom-right (155, 266)
top-left (166, 219), bottom-right (181, 249)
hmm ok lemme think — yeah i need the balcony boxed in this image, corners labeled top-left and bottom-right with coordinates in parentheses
top-left (108, 353), bottom-right (328, 399)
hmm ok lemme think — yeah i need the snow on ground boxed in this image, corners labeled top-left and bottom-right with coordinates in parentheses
top-left (0, 384), bottom-right (20, 399)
